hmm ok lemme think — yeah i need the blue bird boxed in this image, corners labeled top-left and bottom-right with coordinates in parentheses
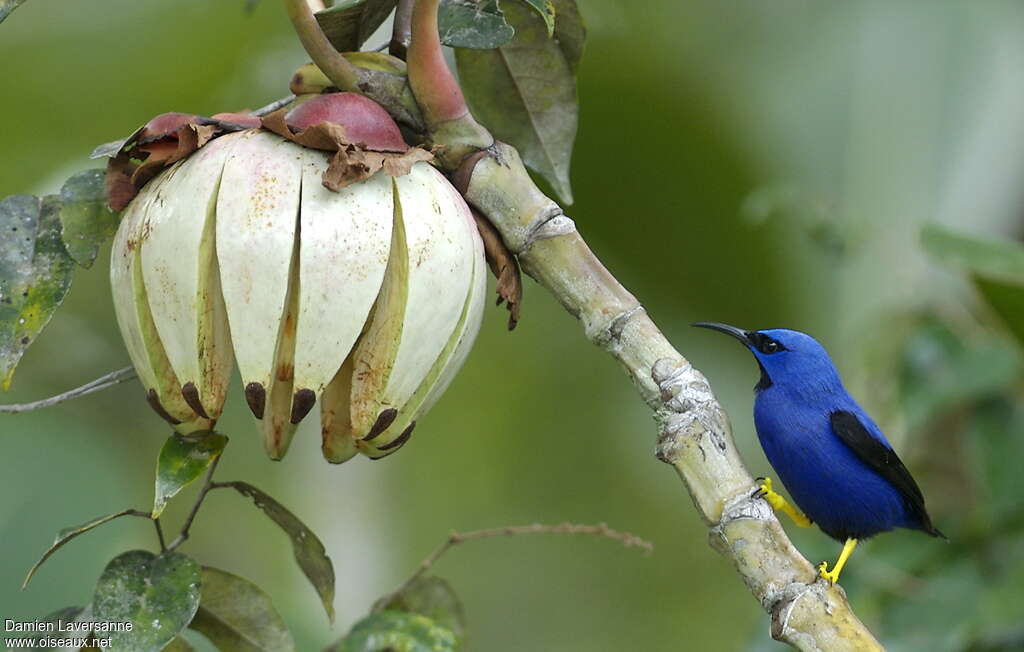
top-left (693, 323), bottom-right (944, 583)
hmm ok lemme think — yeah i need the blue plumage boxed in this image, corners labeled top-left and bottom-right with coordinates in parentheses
top-left (695, 324), bottom-right (941, 542)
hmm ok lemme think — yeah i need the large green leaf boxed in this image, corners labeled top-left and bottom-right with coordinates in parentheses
top-left (221, 481), bottom-right (336, 623)
top-left (455, 0), bottom-right (578, 203)
top-left (189, 566), bottom-right (296, 652)
top-left (921, 224), bottom-right (1024, 346)
top-left (152, 431), bottom-right (228, 518)
top-left (90, 550), bottom-right (201, 652)
top-left (331, 611), bottom-right (458, 652)
top-left (23, 509), bottom-right (143, 589)
top-left (316, 0), bottom-right (397, 53)
top-left (0, 194), bottom-right (75, 390)
top-left (58, 169), bottom-right (119, 268)
top-left (0, 0), bottom-right (26, 24)
top-left (374, 576), bottom-right (465, 645)
top-left (438, 0), bottom-right (514, 49)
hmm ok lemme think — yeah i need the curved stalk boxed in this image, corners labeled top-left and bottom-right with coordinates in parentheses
top-left (282, 0), bottom-right (362, 92)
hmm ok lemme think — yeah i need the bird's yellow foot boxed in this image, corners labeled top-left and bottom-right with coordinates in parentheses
top-left (818, 561), bottom-right (841, 584)
top-left (818, 538), bottom-right (857, 585)
top-left (752, 477), bottom-right (813, 528)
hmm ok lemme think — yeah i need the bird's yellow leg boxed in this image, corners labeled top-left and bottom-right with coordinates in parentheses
top-left (818, 538), bottom-right (858, 584)
top-left (754, 477), bottom-right (813, 528)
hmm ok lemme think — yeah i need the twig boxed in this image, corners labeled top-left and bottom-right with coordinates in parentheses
top-left (375, 522), bottom-right (652, 609)
top-left (0, 367), bottom-right (137, 414)
top-left (166, 454), bottom-right (223, 551)
top-left (252, 94), bottom-right (297, 117)
top-left (389, 0), bottom-right (414, 59)
top-left (153, 518), bottom-right (168, 553)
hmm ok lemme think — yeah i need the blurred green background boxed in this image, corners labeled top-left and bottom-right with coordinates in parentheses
top-left (2, 1), bottom-right (1023, 650)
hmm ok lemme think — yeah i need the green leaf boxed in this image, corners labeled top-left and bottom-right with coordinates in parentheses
top-left (455, 0), bottom-right (578, 203)
top-left (189, 566), bottom-right (296, 652)
top-left (374, 577), bottom-right (465, 645)
top-left (550, 0), bottom-right (584, 72)
top-left (315, 0), bottom-right (397, 53)
top-left (438, 0), bottom-right (514, 49)
top-left (221, 481), bottom-right (336, 623)
top-left (58, 169), bottom-right (119, 269)
top-left (90, 550), bottom-right (201, 652)
top-left (921, 224), bottom-right (1024, 346)
top-left (23, 509), bottom-right (144, 589)
top-left (152, 431), bottom-right (228, 518)
top-left (519, 0), bottom-right (555, 36)
top-left (0, 0), bottom-right (27, 24)
top-left (921, 223), bottom-right (1024, 285)
top-left (331, 611), bottom-right (457, 652)
top-left (0, 194), bottom-right (75, 390)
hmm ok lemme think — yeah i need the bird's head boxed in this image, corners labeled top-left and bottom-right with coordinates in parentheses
top-left (692, 323), bottom-right (841, 392)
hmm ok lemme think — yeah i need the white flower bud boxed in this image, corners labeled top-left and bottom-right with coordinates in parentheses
top-left (111, 130), bottom-right (485, 461)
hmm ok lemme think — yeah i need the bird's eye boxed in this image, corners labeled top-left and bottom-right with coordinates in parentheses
top-left (760, 339), bottom-right (783, 354)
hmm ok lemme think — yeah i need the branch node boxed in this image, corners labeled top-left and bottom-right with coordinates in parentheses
top-left (652, 359), bottom-right (727, 462)
top-left (591, 305), bottom-right (645, 349)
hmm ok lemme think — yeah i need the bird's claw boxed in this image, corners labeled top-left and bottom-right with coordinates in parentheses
top-left (818, 561), bottom-right (840, 585)
top-left (751, 476), bottom-right (774, 500)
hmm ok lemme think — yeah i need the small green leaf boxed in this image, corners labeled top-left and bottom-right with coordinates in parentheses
top-left (23, 509), bottom-right (144, 589)
top-left (375, 577), bottom-right (465, 645)
top-left (152, 431), bottom-right (228, 518)
top-left (455, 1), bottom-right (578, 203)
top-left (0, 0), bottom-right (27, 24)
top-left (315, 0), bottom-right (397, 53)
top-left (90, 550), bottom-right (201, 652)
top-left (331, 611), bottom-right (457, 652)
top-left (0, 194), bottom-right (76, 390)
top-left (58, 169), bottom-right (120, 269)
top-left (438, 0), bottom-right (514, 49)
top-left (221, 481), bottom-right (336, 623)
top-left (190, 566), bottom-right (296, 652)
top-left (519, 0), bottom-right (555, 36)
top-left (922, 224), bottom-right (1024, 346)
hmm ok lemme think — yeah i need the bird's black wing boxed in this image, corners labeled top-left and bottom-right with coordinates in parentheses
top-left (830, 410), bottom-right (943, 537)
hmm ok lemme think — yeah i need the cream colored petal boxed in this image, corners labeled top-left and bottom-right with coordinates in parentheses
top-left (140, 135), bottom-right (236, 420)
top-left (289, 148), bottom-right (393, 424)
top-left (362, 182), bottom-right (485, 455)
top-left (215, 131), bottom-right (302, 410)
top-left (111, 170), bottom-right (211, 432)
top-left (348, 165), bottom-right (475, 439)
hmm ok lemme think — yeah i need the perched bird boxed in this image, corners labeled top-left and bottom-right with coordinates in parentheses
top-left (693, 323), bottom-right (944, 583)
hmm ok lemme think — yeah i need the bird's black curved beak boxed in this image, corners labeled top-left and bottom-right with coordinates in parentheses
top-left (692, 322), bottom-right (753, 345)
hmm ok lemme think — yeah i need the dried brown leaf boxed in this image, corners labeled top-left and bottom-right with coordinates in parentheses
top-left (471, 208), bottom-right (522, 330)
top-left (260, 108), bottom-right (433, 192)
